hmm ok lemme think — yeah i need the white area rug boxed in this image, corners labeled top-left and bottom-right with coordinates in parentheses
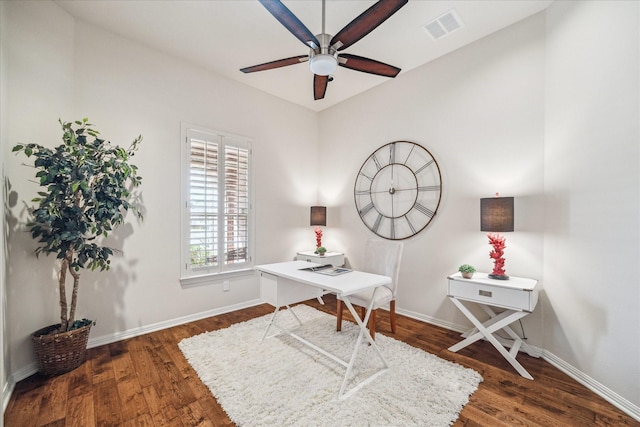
top-left (179, 305), bottom-right (482, 426)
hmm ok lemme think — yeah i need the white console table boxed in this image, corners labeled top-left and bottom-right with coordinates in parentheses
top-left (296, 250), bottom-right (345, 267)
top-left (295, 251), bottom-right (345, 304)
top-left (447, 272), bottom-right (540, 380)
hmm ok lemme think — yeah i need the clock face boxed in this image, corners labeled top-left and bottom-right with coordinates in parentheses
top-left (354, 141), bottom-right (442, 240)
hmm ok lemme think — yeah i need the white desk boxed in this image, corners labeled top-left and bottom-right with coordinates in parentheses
top-left (447, 272), bottom-right (539, 380)
top-left (255, 260), bottom-right (392, 400)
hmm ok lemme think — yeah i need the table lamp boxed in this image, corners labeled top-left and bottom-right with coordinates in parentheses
top-left (310, 206), bottom-right (326, 253)
top-left (480, 195), bottom-right (514, 280)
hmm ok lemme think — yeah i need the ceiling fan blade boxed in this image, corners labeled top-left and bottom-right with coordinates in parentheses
top-left (338, 54), bottom-right (400, 78)
top-left (240, 55), bottom-right (308, 73)
top-left (330, 0), bottom-right (408, 51)
top-left (259, 0), bottom-right (320, 49)
top-left (314, 74), bottom-right (329, 100)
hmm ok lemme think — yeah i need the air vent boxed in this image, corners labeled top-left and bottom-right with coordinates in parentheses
top-left (423, 9), bottom-right (464, 40)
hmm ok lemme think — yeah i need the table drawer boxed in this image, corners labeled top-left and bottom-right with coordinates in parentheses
top-left (448, 279), bottom-right (536, 312)
top-left (295, 252), bottom-right (345, 267)
top-left (260, 273), bottom-right (322, 307)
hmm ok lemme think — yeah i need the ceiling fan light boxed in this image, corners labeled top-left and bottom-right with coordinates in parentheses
top-left (309, 54), bottom-right (337, 76)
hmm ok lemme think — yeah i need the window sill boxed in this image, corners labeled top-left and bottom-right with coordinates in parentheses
top-left (180, 268), bottom-right (256, 288)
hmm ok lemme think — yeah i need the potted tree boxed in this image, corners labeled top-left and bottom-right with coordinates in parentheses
top-left (13, 118), bottom-right (143, 376)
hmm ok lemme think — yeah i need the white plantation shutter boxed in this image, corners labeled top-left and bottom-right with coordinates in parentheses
top-left (223, 144), bottom-right (250, 265)
top-left (189, 133), bottom-right (219, 269)
top-left (182, 126), bottom-right (252, 278)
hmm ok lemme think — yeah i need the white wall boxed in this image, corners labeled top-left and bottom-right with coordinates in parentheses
top-left (0, 0), bottom-right (7, 414)
top-left (544, 0), bottom-right (640, 408)
top-left (318, 12), bottom-right (546, 344)
top-left (3, 0), bottom-right (318, 379)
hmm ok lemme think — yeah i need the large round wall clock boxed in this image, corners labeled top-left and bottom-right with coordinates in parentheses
top-left (354, 141), bottom-right (442, 240)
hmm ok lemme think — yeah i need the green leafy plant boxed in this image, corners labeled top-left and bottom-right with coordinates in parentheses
top-left (13, 118), bottom-right (143, 333)
top-left (458, 264), bottom-right (476, 274)
top-left (316, 246), bottom-right (327, 255)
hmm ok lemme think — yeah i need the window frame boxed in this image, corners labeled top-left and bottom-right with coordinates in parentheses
top-left (180, 123), bottom-right (254, 286)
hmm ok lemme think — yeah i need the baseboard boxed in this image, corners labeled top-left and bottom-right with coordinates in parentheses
top-left (397, 306), bottom-right (467, 334)
top-left (397, 306), bottom-right (639, 422)
top-left (3, 374), bottom-right (15, 414)
top-left (8, 298), bottom-right (263, 385)
top-left (542, 350), bottom-right (640, 422)
top-left (87, 298), bottom-right (263, 348)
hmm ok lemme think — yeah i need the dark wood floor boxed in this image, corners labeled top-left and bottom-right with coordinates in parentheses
top-left (5, 295), bottom-right (639, 426)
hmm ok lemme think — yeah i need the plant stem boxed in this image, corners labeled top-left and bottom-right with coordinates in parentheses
top-left (66, 250), bottom-right (80, 329)
top-left (59, 257), bottom-right (69, 332)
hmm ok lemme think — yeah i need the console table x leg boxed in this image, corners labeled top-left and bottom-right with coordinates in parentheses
top-left (478, 304), bottom-right (539, 358)
top-left (447, 297), bottom-right (534, 380)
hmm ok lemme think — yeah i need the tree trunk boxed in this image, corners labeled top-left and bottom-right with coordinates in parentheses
top-left (68, 255), bottom-right (80, 328)
top-left (59, 257), bottom-right (69, 332)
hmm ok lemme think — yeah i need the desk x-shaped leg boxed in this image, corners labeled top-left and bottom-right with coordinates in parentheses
top-left (338, 292), bottom-right (389, 399)
top-left (261, 289), bottom-right (389, 400)
top-left (447, 297), bottom-right (535, 380)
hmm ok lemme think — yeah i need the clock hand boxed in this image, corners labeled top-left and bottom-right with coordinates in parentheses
top-left (368, 186), bottom-right (436, 195)
top-left (368, 188), bottom-right (395, 195)
top-left (388, 187), bottom-right (414, 193)
top-left (367, 187), bottom-right (402, 195)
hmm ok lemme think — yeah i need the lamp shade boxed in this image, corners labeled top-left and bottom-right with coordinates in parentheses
top-left (480, 197), bottom-right (514, 232)
top-left (310, 206), bottom-right (327, 226)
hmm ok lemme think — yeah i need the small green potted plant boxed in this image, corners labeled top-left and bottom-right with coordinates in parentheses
top-left (458, 264), bottom-right (476, 279)
top-left (316, 246), bottom-right (327, 256)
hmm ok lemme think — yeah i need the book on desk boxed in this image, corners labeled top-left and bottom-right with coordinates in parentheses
top-left (299, 264), bottom-right (352, 276)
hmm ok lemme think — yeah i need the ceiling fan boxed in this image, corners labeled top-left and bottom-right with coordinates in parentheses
top-left (240, 0), bottom-right (408, 100)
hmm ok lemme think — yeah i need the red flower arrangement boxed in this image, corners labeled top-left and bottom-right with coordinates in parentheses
top-left (487, 233), bottom-right (507, 277)
top-left (314, 226), bottom-right (323, 249)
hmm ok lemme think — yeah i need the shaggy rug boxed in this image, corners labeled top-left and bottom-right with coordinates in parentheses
top-left (179, 305), bottom-right (482, 426)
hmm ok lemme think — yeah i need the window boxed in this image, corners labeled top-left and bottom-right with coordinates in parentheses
top-left (181, 124), bottom-right (253, 283)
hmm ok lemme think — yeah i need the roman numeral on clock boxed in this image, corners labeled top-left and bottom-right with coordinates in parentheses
top-left (372, 154), bottom-right (383, 171)
top-left (406, 216), bottom-right (416, 235)
top-left (358, 171), bottom-right (373, 181)
top-left (372, 213), bottom-right (383, 232)
top-left (418, 185), bottom-right (441, 192)
top-left (389, 143), bottom-right (396, 165)
top-left (414, 159), bottom-right (434, 175)
top-left (414, 202), bottom-right (434, 217)
top-left (359, 202), bottom-right (375, 217)
top-left (390, 218), bottom-right (396, 239)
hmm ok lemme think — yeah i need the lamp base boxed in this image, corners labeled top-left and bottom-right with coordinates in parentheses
top-left (488, 274), bottom-right (510, 280)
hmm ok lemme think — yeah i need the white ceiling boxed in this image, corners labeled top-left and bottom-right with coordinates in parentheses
top-left (55, 0), bottom-right (553, 112)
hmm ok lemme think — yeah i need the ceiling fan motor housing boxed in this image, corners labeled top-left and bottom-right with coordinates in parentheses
top-left (309, 33), bottom-right (338, 76)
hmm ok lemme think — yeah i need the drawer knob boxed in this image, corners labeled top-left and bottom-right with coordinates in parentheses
top-left (479, 290), bottom-right (492, 297)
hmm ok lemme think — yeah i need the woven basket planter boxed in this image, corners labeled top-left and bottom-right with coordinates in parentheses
top-left (31, 321), bottom-right (93, 376)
